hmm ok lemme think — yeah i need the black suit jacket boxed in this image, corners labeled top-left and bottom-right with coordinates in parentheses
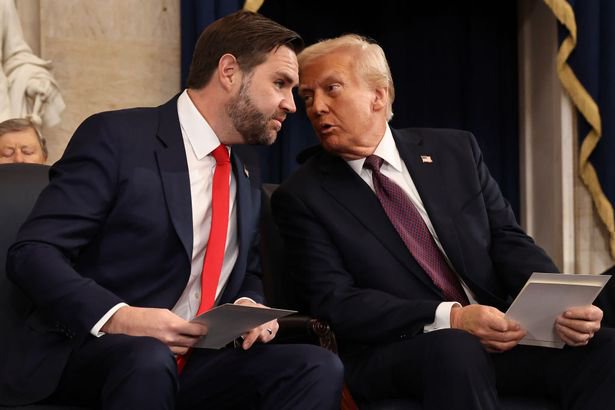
top-left (0, 96), bottom-right (264, 405)
top-left (272, 128), bottom-right (558, 356)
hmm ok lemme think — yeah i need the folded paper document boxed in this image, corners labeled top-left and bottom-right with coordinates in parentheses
top-left (505, 272), bottom-right (610, 348)
top-left (191, 304), bottom-right (296, 349)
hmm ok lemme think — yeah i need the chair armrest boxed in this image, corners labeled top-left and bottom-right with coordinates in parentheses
top-left (275, 314), bottom-right (338, 353)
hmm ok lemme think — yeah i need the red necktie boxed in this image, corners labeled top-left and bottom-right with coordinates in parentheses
top-left (364, 155), bottom-right (469, 305)
top-left (177, 144), bottom-right (231, 373)
top-left (198, 144), bottom-right (231, 314)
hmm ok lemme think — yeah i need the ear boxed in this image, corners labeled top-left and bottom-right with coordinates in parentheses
top-left (372, 87), bottom-right (387, 112)
top-left (217, 53), bottom-right (241, 91)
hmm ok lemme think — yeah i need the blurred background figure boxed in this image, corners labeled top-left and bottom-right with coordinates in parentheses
top-left (0, 0), bottom-right (64, 128)
top-left (0, 117), bottom-right (47, 164)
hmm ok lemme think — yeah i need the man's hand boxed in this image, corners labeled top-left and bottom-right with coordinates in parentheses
top-left (234, 299), bottom-right (279, 350)
top-left (555, 305), bottom-right (602, 347)
top-left (101, 306), bottom-right (208, 355)
top-left (450, 304), bottom-right (526, 352)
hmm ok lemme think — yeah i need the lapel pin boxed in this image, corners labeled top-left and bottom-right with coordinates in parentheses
top-left (243, 165), bottom-right (250, 178)
top-left (420, 155), bottom-right (433, 164)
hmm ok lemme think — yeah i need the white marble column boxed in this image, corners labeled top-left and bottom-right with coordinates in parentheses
top-left (518, 0), bottom-right (614, 274)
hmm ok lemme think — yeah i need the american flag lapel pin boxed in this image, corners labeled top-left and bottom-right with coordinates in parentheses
top-left (420, 155), bottom-right (433, 164)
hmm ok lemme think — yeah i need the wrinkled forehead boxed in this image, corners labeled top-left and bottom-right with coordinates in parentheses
top-left (0, 128), bottom-right (41, 146)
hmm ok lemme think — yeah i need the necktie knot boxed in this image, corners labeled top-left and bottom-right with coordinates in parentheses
top-left (364, 155), bottom-right (384, 172)
top-left (211, 144), bottom-right (230, 164)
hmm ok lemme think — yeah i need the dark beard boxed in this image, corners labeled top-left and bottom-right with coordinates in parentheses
top-left (226, 78), bottom-right (274, 145)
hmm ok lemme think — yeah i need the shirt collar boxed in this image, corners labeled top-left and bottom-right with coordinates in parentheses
top-left (346, 125), bottom-right (402, 173)
top-left (177, 89), bottom-right (225, 159)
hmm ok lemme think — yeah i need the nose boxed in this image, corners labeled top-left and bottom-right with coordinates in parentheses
top-left (280, 89), bottom-right (296, 114)
top-left (311, 91), bottom-right (329, 116)
top-left (13, 151), bottom-right (25, 163)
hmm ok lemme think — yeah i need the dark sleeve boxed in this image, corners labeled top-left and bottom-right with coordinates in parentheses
top-left (7, 114), bottom-right (124, 335)
top-left (272, 187), bottom-right (440, 344)
top-left (468, 133), bottom-right (560, 295)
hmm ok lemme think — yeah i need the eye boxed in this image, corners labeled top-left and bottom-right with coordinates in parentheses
top-left (274, 80), bottom-right (285, 89)
top-left (300, 94), bottom-right (313, 105)
top-left (1, 148), bottom-right (15, 157)
top-left (327, 83), bottom-right (341, 93)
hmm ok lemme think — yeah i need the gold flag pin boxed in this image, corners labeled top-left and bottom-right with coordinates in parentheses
top-left (420, 155), bottom-right (433, 163)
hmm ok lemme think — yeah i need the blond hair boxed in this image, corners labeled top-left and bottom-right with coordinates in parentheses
top-left (298, 34), bottom-right (395, 121)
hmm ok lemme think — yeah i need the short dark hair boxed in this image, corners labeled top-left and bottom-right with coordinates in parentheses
top-left (186, 10), bottom-right (303, 89)
top-left (0, 117), bottom-right (48, 158)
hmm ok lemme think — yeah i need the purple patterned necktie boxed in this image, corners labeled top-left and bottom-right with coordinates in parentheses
top-left (364, 155), bottom-right (469, 305)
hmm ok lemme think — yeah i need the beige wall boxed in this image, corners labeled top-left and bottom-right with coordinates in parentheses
top-left (16, 0), bottom-right (180, 164)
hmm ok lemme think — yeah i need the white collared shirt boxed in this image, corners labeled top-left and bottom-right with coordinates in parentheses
top-left (171, 90), bottom-right (239, 321)
top-left (346, 125), bottom-right (476, 331)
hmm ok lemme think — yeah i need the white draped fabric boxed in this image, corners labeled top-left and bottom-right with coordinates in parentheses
top-left (0, 0), bottom-right (64, 127)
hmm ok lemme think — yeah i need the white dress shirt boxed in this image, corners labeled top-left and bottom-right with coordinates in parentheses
top-left (346, 126), bottom-right (476, 332)
top-left (171, 90), bottom-right (239, 321)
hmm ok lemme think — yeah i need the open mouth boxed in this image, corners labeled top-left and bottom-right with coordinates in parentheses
top-left (319, 123), bottom-right (334, 134)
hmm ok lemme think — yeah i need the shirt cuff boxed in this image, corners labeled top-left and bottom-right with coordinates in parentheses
top-left (234, 297), bottom-right (257, 305)
top-left (424, 301), bottom-right (461, 333)
top-left (90, 302), bottom-right (129, 337)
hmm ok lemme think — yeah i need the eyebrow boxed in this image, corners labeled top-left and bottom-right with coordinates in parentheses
top-left (298, 73), bottom-right (342, 95)
top-left (277, 70), bottom-right (299, 87)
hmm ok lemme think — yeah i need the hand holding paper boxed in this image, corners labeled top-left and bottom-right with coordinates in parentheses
top-left (555, 305), bottom-right (603, 347)
top-left (102, 306), bottom-right (207, 355)
top-left (234, 299), bottom-right (280, 350)
top-left (191, 304), bottom-right (296, 349)
top-left (505, 272), bottom-right (610, 348)
top-left (451, 304), bottom-right (526, 352)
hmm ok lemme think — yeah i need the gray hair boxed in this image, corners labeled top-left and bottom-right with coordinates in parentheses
top-left (0, 118), bottom-right (48, 158)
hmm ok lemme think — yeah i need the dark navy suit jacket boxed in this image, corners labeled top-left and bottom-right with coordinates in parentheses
top-left (1, 96), bottom-right (264, 405)
top-left (272, 128), bottom-right (558, 356)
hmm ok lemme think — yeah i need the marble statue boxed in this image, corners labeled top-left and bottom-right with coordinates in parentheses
top-left (0, 0), bottom-right (64, 127)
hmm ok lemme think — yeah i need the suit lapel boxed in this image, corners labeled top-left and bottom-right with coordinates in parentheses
top-left (393, 129), bottom-right (467, 280)
top-left (232, 153), bottom-right (251, 270)
top-left (218, 152), bottom-right (253, 302)
top-left (155, 96), bottom-right (193, 260)
top-left (320, 153), bottom-right (439, 292)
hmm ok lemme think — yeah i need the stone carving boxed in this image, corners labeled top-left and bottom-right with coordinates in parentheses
top-left (0, 0), bottom-right (64, 127)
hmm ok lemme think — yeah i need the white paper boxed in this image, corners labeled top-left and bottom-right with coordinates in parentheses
top-left (505, 272), bottom-right (610, 348)
top-left (191, 304), bottom-right (296, 349)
